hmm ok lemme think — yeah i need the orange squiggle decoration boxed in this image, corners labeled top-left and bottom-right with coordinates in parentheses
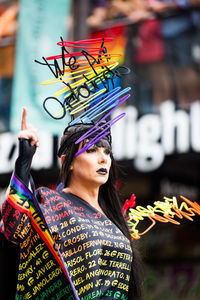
top-left (127, 196), bottom-right (200, 240)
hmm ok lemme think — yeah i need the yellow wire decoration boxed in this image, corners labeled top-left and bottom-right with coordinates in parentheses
top-left (127, 196), bottom-right (200, 239)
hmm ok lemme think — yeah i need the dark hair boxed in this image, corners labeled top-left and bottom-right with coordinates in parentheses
top-left (59, 126), bottom-right (143, 299)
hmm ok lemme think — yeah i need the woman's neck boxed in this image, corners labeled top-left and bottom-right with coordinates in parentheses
top-left (62, 181), bottom-right (104, 214)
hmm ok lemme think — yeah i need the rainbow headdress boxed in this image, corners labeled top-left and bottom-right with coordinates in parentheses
top-left (35, 37), bottom-right (131, 154)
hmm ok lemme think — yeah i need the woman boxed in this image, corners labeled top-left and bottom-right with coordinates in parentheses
top-left (0, 108), bottom-right (142, 299)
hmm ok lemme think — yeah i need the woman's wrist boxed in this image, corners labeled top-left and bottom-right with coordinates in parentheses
top-left (15, 138), bottom-right (36, 186)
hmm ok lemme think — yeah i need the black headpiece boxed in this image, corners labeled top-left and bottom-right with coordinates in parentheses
top-left (57, 122), bottom-right (112, 157)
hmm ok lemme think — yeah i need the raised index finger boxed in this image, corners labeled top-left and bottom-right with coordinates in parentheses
top-left (21, 107), bottom-right (28, 130)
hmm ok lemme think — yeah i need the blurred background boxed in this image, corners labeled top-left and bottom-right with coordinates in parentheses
top-left (0, 0), bottom-right (200, 299)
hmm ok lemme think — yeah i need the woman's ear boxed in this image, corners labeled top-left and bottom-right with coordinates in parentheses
top-left (61, 155), bottom-right (66, 164)
top-left (69, 164), bottom-right (73, 171)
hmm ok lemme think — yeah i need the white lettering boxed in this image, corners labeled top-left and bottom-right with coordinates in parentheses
top-left (0, 101), bottom-right (199, 174)
top-left (191, 101), bottom-right (200, 151)
top-left (112, 101), bottom-right (200, 171)
top-left (135, 114), bottom-right (164, 171)
top-left (160, 101), bottom-right (190, 154)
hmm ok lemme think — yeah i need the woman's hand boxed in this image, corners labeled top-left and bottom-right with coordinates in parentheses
top-left (19, 107), bottom-right (39, 147)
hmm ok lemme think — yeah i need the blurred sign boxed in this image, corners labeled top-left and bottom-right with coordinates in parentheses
top-left (1, 101), bottom-right (200, 175)
top-left (111, 100), bottom-right (200, 172)
top-left (10, 0), bottom-right (72, 134)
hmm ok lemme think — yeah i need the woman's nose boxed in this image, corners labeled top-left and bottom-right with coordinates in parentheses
top-left (98, 149), bottom-right (107, 163)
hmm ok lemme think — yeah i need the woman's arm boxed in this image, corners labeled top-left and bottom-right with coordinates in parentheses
top-left (15, 107), bottom-right (39, 186)
top-left (0, 108), bottom-right (39, 243)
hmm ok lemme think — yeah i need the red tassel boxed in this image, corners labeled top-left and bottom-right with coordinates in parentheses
top-left (122, 194), bottom-right (136, 216)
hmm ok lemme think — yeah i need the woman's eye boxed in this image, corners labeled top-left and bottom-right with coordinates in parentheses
top-left (104, 149), bottom-right (111, 155)
top-left (86, 148), bottom-right (96, 153)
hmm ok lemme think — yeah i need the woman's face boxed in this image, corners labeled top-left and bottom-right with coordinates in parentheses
top-left (69, 143), bottom-right (112, 188)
